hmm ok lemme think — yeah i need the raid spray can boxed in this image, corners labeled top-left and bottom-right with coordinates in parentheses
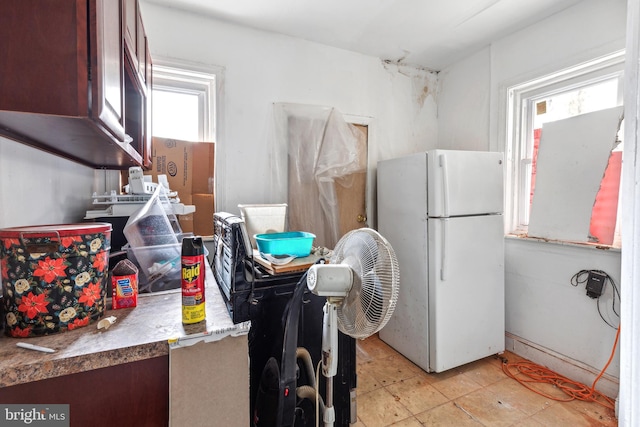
top-left (181, 236), bottom-right (206, 324)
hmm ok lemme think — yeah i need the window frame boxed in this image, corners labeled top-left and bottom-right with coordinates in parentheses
top-left (151, 59), bottom-right (219, 142)
top-left (505, 51), bottom-right (625, 237)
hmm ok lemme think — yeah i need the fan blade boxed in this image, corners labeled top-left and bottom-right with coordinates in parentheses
top-left (330, 228), bottom-right (400, 339)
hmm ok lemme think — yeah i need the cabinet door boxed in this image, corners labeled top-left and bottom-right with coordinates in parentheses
top-left (91, 0), bottom-right (126, 142)
top-left (0, 0), bottom-right (88, 116)
top-left (123, 0), bottom-right (147, 89)
top-left (137, 13), bottom-right (147, 86)
top-left (0, 356), bottom-right (169, 426)
top-left (124, 0), bottom-right (137, 69)
top-left (145, 37), bottom-right (153, 89)
top-left (143, 37), bottom-right (153, 168)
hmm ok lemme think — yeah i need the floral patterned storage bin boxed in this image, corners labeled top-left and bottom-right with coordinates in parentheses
top-left (0, 223), bottom-right (112, 337)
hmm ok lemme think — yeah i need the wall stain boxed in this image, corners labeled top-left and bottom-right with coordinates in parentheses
top-left (380, 58), bottom-right (438, 109)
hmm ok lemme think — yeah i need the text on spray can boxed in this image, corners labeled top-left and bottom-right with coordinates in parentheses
top-left (181, 236), bottom-right (206, 324)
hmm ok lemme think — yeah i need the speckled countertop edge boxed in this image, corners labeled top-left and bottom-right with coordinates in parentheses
top-left (0, 265), bottom-right (247, 388)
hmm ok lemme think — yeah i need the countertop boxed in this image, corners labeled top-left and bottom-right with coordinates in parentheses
top-left (0, 265), bottom-right (249, 388)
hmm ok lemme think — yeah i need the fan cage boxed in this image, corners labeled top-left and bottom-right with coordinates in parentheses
top-left (332, 228), bottom-right (399, 339)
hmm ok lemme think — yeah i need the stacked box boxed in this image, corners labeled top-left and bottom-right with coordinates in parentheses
top-left (146, 137), bottom-right (215, 236)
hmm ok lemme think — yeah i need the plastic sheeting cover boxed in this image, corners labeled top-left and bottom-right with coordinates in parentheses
top-left (271, 103), bottom-right (366, 248)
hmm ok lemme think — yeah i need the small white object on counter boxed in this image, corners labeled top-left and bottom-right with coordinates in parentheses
top-left (16, 342), bottom-right (55, 353)
top-left (97, 316), bottom-right (117, 330)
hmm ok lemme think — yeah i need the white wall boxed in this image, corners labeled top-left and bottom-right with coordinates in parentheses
top-left (0, 135), bottom-right (97, 228)
top-left (506, 239), bottom-right (621, 387)
top-left (139, 1), bottom-right (439, 215)
top-left (438, 0), bottom-right (626, 393)
top-left (437, 47), bottom-right (491, 151)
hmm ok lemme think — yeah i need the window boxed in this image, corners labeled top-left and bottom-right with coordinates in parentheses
top-left (153, 90), bottom-right (200, 141)
top-left (148, 60), bottom-right (221, 234)
top-left (506, 51), bottom-right (624, 246)
top-left (151, 61), bottom-right (217, 141)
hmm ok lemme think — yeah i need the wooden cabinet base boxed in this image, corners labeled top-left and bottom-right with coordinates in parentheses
top-left (0, 356), bottom-right (169, 427)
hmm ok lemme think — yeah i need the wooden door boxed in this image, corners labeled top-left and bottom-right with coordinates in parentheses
top-left (335, 124), bottom-right (368, 236)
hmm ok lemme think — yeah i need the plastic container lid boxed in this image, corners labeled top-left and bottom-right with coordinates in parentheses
top-left (0, 223), bottom-right (112, 238)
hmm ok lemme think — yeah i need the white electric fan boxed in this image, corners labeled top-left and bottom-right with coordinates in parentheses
top-left (306, 227), bottom-right (400, 427)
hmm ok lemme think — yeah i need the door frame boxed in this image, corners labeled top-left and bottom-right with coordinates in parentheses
top-left (343, 114), bottom-right (377, 230)
top-left (621, 0), bottom-right (640, 422)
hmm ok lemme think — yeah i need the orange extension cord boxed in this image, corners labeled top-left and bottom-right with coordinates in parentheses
top-left (502, 325), bottom-right (620, 411)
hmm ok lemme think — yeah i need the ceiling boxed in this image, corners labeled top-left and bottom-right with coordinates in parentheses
top-left (143, 0), bottom-right (585, 71)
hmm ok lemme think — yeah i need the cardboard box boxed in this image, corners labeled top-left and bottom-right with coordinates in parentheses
top-left (147, 137), bottom-right (214, 195)
top-left (177, 194), bottom-right (194, 234)
top-left (145, 137), bottom-right (215, 236)
top-left (178, 214), bottom-right (194, 234)
top-left (193, 193), bottom-right (215, 236)
top-left (192, 144), bottom-right (216, 194)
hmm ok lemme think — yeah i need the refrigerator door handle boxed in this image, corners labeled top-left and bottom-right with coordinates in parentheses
top-left (439, 154), bottom-right (450, 217)
top-left (441, 218), bottom-right (448, 281)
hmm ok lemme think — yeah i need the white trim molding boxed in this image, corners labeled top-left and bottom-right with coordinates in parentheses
top-left (619, 0), bottom-right (640, 424)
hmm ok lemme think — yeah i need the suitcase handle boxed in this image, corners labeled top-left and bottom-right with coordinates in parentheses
top-left (20, 230), bottom-right (61, 255)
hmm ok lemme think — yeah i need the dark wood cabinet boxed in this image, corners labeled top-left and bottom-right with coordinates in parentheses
top-left (0, 0), bottom-right (152, 169)
top-left (0, 356), bottom-right (169, 427)
top-left (124, 0), bottom-right (138, 64)
top-left (123, 0), bottom-right (153, 168)
top-left (92, 0), bottom-right (126, 143)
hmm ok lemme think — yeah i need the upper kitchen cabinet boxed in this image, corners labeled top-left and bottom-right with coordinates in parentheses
top-left (0, 0), bottom-right (152, 169)
top-left (124, 0), bottom-right (153, 167)
top-left (125, 0), bottom-right (151, 87)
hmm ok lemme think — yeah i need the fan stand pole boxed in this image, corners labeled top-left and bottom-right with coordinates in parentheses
top-left (324, 378), bottom-right (335, 427)
top-left (321, 300), bottom-right (340, 427)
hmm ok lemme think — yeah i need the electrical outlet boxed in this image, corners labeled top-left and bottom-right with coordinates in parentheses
top-left (586, 271), bottom-right (607, 298)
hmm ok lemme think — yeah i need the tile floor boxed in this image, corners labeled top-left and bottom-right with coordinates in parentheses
top-left (354, 334), bottom-right (617, 427)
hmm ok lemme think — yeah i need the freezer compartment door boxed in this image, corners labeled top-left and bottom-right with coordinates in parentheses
top-left (428, 214), bottom-right (505, 373)
top-left (427, 150), bottom-right (504, 217)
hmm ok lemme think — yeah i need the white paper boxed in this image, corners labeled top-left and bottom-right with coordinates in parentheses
top-left (528, 106), bottom-right (623, 242)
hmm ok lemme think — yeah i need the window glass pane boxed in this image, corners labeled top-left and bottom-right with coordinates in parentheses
top-left (533, 79), bottom-right (619, 128)
top-left (152, 90), bottom-right (200, 141)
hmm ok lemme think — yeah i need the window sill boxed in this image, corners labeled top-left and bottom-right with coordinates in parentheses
top-left (505, 233), bottom-right (621, 253)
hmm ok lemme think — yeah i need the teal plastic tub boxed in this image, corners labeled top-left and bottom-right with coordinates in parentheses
top-left (254, 231), bottom-right (315, 257)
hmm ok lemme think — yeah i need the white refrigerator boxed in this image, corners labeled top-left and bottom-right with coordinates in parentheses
top-left (377, 150), bottom-right (505, 373)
